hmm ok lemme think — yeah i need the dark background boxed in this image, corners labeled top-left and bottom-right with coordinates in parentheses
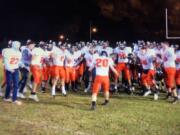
top-left (0, 0), bottom-right (180, 43)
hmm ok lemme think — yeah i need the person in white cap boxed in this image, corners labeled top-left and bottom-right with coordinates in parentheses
top-left (2, 41), bottom-right (22, 105)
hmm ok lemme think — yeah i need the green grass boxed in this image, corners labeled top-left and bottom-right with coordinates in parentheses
top-left (0, 60), bottom-right (180, 135)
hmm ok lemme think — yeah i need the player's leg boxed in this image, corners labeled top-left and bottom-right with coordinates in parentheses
top-left (45, 66), bottom-right (51, 90)
top-left (29, 66), bottom-right (41, 102)
top-left (12, 69), bottom-right (22, 105)
top-left (74, 67), bottom-right (79, 90)
top-left (165, 68), bottom-right (177, 103)
top-left (141, 71), bottom-right (151, 96)
top-left (41, 67), bottom-right (48, 93)
top-left (114, 64), bottom-right (121, 91)
top-left (65, 67), bottom-right (70, 91)
top-left (124, 65), bottom-right (133, 94)
top-left (147, 70), bottom-right (158, 100)
top-left (18, 67), bottom-right (29, 98)
top-left (79, 63), bottom-right (84, 82)
top-left (102, 76), bottom-right (110, 105)
top-left (132, 65), bottom-right (138, 85)
top-left (71, 67), bottom-right (77, 92)
top-left (176, 69), bottom-right (180, 99)
top-left (4, 70), bottom-right (13, 102)
top-left (170, 69), bottom-right (178, 104)
top-left (91, 76), bottom-right (101, 110)
top-left (27, 75), bottom-right (34, 90)
top-left (51, 66), bottom-right (59, 97)
top-left (48, 66), bottom-right (54, 87)
top-left (59, 67), bottom-right (67, 96)
top-left (32, 67), bottom-right (41, 93)
top-left (84, 67), bottom-right (92, 93)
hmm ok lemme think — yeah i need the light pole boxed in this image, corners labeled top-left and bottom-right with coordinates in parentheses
top-left (90, 21), bottom-right (92, 41)
top-left (89, 21), bottom-right (97, 41)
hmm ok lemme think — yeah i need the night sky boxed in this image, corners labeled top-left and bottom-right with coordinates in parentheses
top-left (0, 0), bottom-right (180, 42)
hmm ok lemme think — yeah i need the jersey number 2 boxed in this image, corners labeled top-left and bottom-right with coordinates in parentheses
top-left (10, 58), bottom-right (19, 64)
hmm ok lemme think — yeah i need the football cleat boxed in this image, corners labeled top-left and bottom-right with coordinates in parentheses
top-left (143, 90), bottom-right (151, 97)
top-left (29, 94), bottom-right (39, 102)
top-left (154, 94), bottom-right (158, 101)
top-left (17, 93), bottom-right (26, 99)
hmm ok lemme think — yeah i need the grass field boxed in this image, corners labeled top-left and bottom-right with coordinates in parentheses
top-left (0, 61), bottom-right (180, 135)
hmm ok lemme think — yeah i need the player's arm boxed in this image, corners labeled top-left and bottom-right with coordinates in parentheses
top-left (89, 63), bottom-right (95, 72)
top-left (109, 65), bottom-right (118, 77)
top-left (109, 58), bottom-right (118, 76)
top-left (88, 59), bottom-right (95, 72)
top-left (1, 49), bottom-right (6, 64)
top-left (74, 58), bottom-right (82, 67)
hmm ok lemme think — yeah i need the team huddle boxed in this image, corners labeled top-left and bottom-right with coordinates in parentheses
top-left (0, 40), bottom-right (179, 110)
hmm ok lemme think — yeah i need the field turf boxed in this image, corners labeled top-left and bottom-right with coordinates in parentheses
top-left (0, 61), bottom-right (180, 135)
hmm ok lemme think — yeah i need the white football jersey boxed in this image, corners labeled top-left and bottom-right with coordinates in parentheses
top-left (161, 48), bottom-right (176, 68)
top-left (65, 51), bottom-right (80, 67)
top-left (31, 47), bottom-right (45, 66)
top-left (125, 47), bottom-right (132, 54)
top-left (114, 48), bottom-right (130, 63)
top-left (148, 48), bottom-right (156, 57)
top-left (81, 46), bottom-right (89, 54)
top-left (3, 48), bottom-right (22, 70)
top-left (44, 50), bottom-right (53, 66)
top-left (84, 52), bottom-right (93, 67)
top-left (52, 48), bottom-right (69, 66)
top-left (95, 45), bottom-right (102, 53)
top-left (74, 50), bottom-right (82, 58)
top-left (92, 55), bottom-right (114, 76)
top-left (138, 51), bottom-right (155, 70)
top-left (154, 48), bottom-right (161, 56)
top-left (133, 44), bottom-right (139, 55)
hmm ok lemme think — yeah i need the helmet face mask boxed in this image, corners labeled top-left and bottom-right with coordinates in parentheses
top-left (39, 42), bottom-right (47, 50)
top-left (60, 44), bottom-right (66, 51)
top-left (70, 46), bottom-right (76, 54)
top-left (119, 44), bottom-right (125, 50)
top-left (103, 42), bottom-right (109, 48)
top-left (47, 44), bottom-right (53, 51)
top-left (140, 46), bottom-right (147, 55)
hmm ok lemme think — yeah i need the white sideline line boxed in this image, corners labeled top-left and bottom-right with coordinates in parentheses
top-left (0, 115), bottom-right (93, 135)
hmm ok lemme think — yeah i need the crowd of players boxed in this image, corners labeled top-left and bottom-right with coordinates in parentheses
top-left (0, 39), bottom-right (179, 110)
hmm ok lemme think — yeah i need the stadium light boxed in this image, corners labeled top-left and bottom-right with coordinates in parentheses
top-left (59, 34), bottom-right (65, 40)
top-left (92, 27), bottom-right (97, 33)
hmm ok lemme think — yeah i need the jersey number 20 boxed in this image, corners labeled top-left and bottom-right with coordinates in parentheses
top-left (96, 59), bottom-right (108, 67)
